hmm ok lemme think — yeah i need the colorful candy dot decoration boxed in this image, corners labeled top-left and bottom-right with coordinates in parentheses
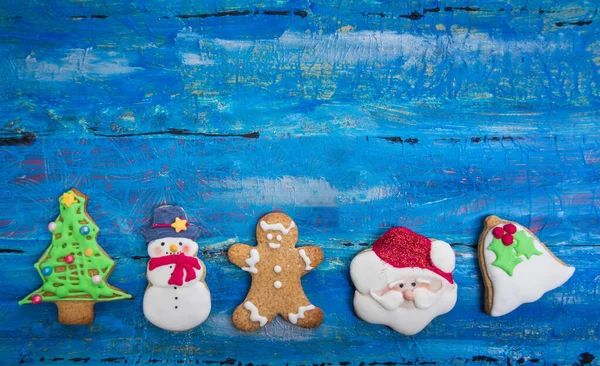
top-left (492, 224), bottom-right (518, 246)
top-left (64, 255), bottom-right (75, 264)
top-left (84, 248), bottom-right (94, 257)
top-left (79, 225), bottom-right (90, 235)
top-left (48, 222), bottom-right (57, 232)
top-left (42, 266), bottom-right (52, 276)
top-left (92, 275), bottom-right (102, 284)
top-left (31, 294), bottom-right (42, 304)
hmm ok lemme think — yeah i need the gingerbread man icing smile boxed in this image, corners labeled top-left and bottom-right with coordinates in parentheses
top-left (228, 212), bottom-right (324, 331)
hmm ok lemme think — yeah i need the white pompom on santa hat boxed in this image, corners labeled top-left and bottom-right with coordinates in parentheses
top-left (372, 227), bottom-right (455, 283)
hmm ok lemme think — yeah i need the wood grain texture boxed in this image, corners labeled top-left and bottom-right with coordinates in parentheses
top-left (0, 0), bottom-right (598, 364)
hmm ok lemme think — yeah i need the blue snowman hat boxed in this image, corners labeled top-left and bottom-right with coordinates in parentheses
top-left (142, 205), bottom-right (201, 242)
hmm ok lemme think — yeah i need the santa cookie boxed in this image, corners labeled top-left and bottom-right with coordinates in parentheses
top-left (350, 227), bottom-right (457, 335)
top-left (478, 216), bottom-right (575, 317)
top-left (228, 213), bottom-right (324, 331)
top-left (142, 205), bottom-right (211, 331)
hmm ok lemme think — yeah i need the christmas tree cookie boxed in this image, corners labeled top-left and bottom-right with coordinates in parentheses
top-left (19, 189), bottom-right (132, 324)
top-left (478, 216), bottom-right (574, 317)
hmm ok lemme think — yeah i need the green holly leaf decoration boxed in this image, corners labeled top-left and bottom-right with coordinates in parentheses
top-left (513, 230), bottom-right (542, 259)
top-left (488, 238), bottom-right (524, 276)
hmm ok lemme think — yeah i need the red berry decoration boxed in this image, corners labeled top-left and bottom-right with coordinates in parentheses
top-left (502, 234), bottom-right (514, 246)
top-left (64, 255), bottom-right (75, 264)
top-left (492, 227), bottom-right (505, 239)
top-left (504, 223), bottom-right (517, 234)
top-left (31, 294), bottom-right (42, 304)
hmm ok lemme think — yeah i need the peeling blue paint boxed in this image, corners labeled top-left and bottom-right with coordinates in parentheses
top-left (0, 0), bottom-right (598, 364)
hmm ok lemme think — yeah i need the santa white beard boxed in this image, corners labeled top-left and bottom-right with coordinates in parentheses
top-left (354, 285), bottom-right (457, 335)
top-left (351, 250), bottom-right (458, 335)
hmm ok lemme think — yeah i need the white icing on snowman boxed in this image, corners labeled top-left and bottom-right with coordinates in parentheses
top-left (242, 249), bottom-right (260, 274)
top-left (244, 301), bottom-right (267, 327)
top-left (143, 237), bottom-right (211, 332)
top-left (288, 304), bottom-right (315, 324)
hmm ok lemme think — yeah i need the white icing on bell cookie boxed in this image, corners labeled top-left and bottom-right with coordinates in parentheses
top-left (479, 216), bottom-right (575, 317)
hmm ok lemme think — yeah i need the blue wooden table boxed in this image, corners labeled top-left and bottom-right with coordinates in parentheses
top-left (1, 0), bottom-right (599, 364)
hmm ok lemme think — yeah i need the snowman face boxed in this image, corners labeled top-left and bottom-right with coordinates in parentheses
top-left (147, 237), bottom-right (198, 258)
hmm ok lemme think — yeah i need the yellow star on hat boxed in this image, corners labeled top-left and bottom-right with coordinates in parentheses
top-left (171, 217), bottom-right (188, 232)
top-left (61, 192), bottom-right (77, 207)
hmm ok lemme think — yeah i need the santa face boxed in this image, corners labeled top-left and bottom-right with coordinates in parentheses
top-left (369, 275), bottom-right (446, 310)
top-left (351, 250), bottom-right (457, 335)
top-left (147, 237), bottom-right (199, 258)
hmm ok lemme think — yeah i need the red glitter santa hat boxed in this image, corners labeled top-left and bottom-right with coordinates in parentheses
top-left (373, 227), bottom-right (455, 284)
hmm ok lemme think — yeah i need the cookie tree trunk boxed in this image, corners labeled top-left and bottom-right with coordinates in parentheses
top-left (19, 189), bottom-right (132, 324)
top-left (56, 301), bottom-right (95, 325)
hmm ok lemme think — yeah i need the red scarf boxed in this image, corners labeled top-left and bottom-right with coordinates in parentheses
top-left (148, 253), bottom-right (201, 286)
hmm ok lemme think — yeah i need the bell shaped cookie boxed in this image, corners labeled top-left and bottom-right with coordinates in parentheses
top-left (478, 216), bottom-right (575, 317)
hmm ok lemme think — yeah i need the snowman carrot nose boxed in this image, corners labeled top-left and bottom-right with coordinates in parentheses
top-left (169, 244), bottom-right (178, 252)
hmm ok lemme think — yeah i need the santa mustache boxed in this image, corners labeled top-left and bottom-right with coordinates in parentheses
top-left (369, 286), bottom-right (442, 310)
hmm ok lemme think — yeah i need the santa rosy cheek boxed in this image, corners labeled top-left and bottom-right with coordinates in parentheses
top-left (154, 247), bottom-right (162, 255)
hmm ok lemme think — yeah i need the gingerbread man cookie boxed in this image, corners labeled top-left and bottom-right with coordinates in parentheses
top-left (228, 212), bottom-right (324, 331)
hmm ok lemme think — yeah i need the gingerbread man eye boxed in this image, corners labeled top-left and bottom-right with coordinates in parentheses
top-left (267, 233), bottom-right (273, 240)
top-left (276, 234), bottom-right (283, 241)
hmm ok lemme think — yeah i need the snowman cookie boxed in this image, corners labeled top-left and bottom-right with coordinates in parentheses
top-left (478, 215), bottom-right (575, 317)
top-left (142, 205), bottom-right (211, 331)
top-left (228, 212), bottom-right (324, 331)
top-left (350, 227), bottom-right (457, 335)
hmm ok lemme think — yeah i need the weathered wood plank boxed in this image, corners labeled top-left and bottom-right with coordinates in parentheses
top-left (0, 0), bottom-right (599, 364)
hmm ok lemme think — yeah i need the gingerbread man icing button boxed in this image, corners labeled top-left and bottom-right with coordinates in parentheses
top-left (228, 212), bottom-right (324, 331)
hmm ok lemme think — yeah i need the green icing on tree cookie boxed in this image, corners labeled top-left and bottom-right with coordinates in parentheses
top-left (19, 189), bottom-right (132, 305)
top-left (488, 238), bottom-right (524, 276)
top-left (513, 230), bottom-right (542, 259)
top-left (487, 225), bottom-right (544, 276)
